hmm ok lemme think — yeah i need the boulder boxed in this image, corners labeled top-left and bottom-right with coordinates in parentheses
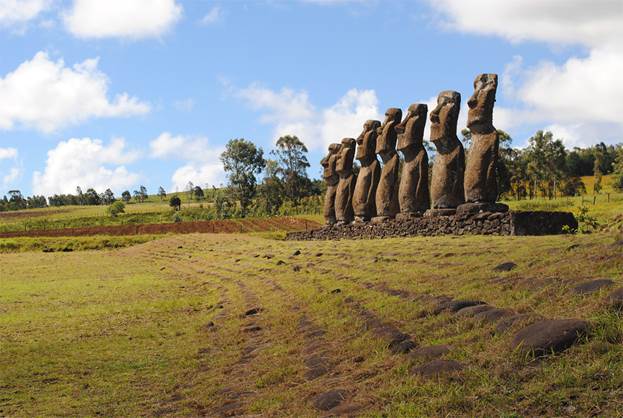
top-left (511, 319), bottom-right (589, 356)
top-left (313, 389), bottom-right (347, 411)
top-left (573, 278), bottom-right (614, 294)
top-left (606, 287), bottom-right (623, 310)
top-left (412, 359), bottom-right (463, 377)
top-left (493, 262), bottom-right (517, 272)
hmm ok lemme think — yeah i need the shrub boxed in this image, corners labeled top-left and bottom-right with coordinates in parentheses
top-left (106, 201), bottom-right (125, 218)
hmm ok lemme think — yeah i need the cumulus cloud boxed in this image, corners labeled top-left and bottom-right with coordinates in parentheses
top-left (429, 0), bottom-right (623, 147)
top-left (0, 51), bottom-right (150, 133)
top-left (149, 132), bottom-right (224, 191)
top-left (233, 83), bottom-right (381, 150)
top-left (0, 0), bottom-right (50, 26)
top-left (33, 137), bottom-right (140, 196)
top-left (0, 147), bottom-right (20, 188)
top-left (63, 0), bottom-right (183, 39)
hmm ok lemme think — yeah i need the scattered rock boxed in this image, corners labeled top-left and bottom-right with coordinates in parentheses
top-left (292, 265), bottom-right (302, 272)
top-left (493, 262), bottom-right (517, 272)
top-left (177, 245), bottom-right (183, 249)
top-left (330, 288), bottom-right (342, 294)
top-left (511, 319), bottom-right (589, 356)
top-left (313, 389), bottom-right (348, 411)
top-left (436, 299), bottom-right (486, 314)
top-left (244, 307), bottom-right (261, 316)
top-left (263, 254), bottom-right (274, 259)
top-left (202, 321), bottom-right (216, 331)
top-left (293, 249), bottom-right (301, 256)
top-left (474, 308), bottom-right (515, 324)
top-left (412, 359), bottom-right (464, 378)
top-left (410, 345), bottom-right (451, 360)
top-left (606, 287), bottom-right (623, 310)
top-left (160, 266), bottom-right (166, 271)
top-left (315, 252), bottom-right (323, 257)
top-left (304, 355), bottom-right (330, 379)
top-left (276, 260), bottom-right (286, 265)
top-left (389, 338), bottom-right (417, 354)
top-left (495, 314), bottom-right (534, 335)
top-left (573, 279), bottom-right (614, 294)
top-left (235, 258), bottom-right (241, 263)
top-left (353, 355), bottom-right (365, 363)
top-left (455, 304), bottom-right (493, 317)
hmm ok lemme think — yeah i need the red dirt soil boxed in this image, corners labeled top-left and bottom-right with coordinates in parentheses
top-left (0, 217), bottom-right (321, 238)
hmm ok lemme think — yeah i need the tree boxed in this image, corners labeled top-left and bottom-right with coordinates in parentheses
top-left (257, 159), bottom-right (284, 215)
top-left (102, 188), bottom-right (115, 205)
top-left (186, 181), bottom-right (195, 201)
top-left (524, 130), bottom-right (567, 199)
top-left (613, 146), bottom-right (623, 191)
top-left (134, 185), bottom-right (147, 203)
top-left (121, 190), bottom-right (131, 203)
top-left (221, 138), bottom-right (266, 216)
top-left (106, 201), bottom-right (125, 217)
top-left (158, 186), bottom-right (167, 201)
top-left (593, 157), bottom-right (603, 194)
top-left (169, 195), bottom-right (182, 211)
top-left (76, 186), bottom-right (84, 205)
top-left (193, 185), bottom-right (204, 200)
top-left (84, 188), bottom-right (101, 205)
top-left (270, 135), bottom-right (312, 204)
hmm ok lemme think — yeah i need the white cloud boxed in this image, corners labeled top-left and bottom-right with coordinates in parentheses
top-left (0, 51), bottom-right (150, 133)
top-left (200, 6), bottom-right (221, 25)
top-left (0, 147), bottom-right (18, 160)
top-left (173, 98), bottom-right (195, 112)
top-left (430, 0), bottom-right (623, 146)
top-left (32, 137), bottom-right (140, 196)
top-left (3, 167), bottom-right (20, 188)
top-left (233, 83), bottom-right (381, 150)
top-left (0, 0), bottom-right (50, 26)
top-left (149, 132), bottom-right (224, 190)
top-left (63, 0), bottom-right (182, 39)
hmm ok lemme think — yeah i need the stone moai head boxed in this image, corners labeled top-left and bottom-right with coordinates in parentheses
top-left (375, 108), bottom-right (402, 155)
top-left (396, 103), bottom-right (428, 152)
top-left (322, 143), bottom-right (341, 179)
top-left (356, 120), bottom-right (381, 162)
top-left (467, 73), bottom-right (498, 132)
top-left (430, 91), bottom-right (461, 145)
top-left (336, 138), bottom-right (356, 175)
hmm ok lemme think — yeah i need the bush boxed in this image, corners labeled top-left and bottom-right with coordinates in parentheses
top-left (106, 201), bottom-right (125, 217)
top-left (169, 195), bottom-right (182, 211)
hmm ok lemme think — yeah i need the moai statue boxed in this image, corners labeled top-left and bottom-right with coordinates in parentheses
top-left (426, 91), bottom-right (465, 216)
top-left (459, 73), bottom-right (508, 215)
top-left (396, 103), bottom-right (430, 219)
top-left (373, 108), bottom-right (402, 222)
top-left (335, 138), bottom-right (357, 225)
top-left (321, 143), bottom-right (341, 225)
top-left (353, 120), bottom-right (382, 222)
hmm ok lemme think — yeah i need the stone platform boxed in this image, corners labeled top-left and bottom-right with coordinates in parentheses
top-left (286, 211), bottom-right (577, 240)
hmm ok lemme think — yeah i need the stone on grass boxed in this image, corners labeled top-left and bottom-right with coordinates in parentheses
top-left (455, 304), bottom-right (493, 317)
top-left (493, 262), bottom-right (517, 272)
top-left (389, 338), bottom-right (417, 354)
top-left (410, 345), bottom-right (451, 360)
top-left (412, 359), bottom-right (463, 378)
top-left (606, 287), bottom-right (623, 310)
top-left (474, 308), bottom-right (514, 324)
top-left (313, 389), bottom-right (348, 411)
top-left (511, 319), bottom-right (589, 356)
top-left (573, 279), bottom-right (614, 294)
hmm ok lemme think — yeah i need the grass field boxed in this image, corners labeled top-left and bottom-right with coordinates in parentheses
top-left (2, 229), bottom-right (622, 416)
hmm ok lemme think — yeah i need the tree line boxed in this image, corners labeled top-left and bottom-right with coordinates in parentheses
top-left (2, 130), bottom-right (622, 214)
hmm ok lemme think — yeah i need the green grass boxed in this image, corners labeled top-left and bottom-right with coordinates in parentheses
top-left (1, 229), bottom-right (622, 416)
top-left (0, 235), bottom-right (158, 253)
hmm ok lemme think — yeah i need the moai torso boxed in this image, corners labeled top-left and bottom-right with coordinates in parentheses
top-left (353, 120), bottom-right (381, 222)
top-left (429, 91), bottom-right (465, 209)
top-left (396, 103), bottom-right (430, 215)
top-left (322, 143), bottom-right (341, 225)
top-left (335, 138), bottom-right (357, 224)
top-left (374, 108), bottom-right (402, 219)
top-left (464, 73), bottom-right (499, 203)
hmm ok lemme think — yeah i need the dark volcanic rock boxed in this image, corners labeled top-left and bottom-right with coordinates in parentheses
top-left (412, 359), bottom-right (464, 378)
top-left (606, 287), bottom-right (623, 310)
top-left (436, 299), bottom-right (486, 314)
top-left (474, 308), bottom-right (514, 324)
top-left (244, 307), bottom-right (261, 316)
top-left (411, 345), bottom-right (451, 360)
top-left (511, 319), bottom-right (589, 356)
top-left (455, 304), bottom-right (493, 317)
top-left (292, 249), bottom-right (301, 256)
top-left (573, 279), bottom-right (614, 294)
top-left (389, 338), bottom-right (417, 354)
top-left (493, 262), bottom-right (517, 272)
top-left (313, 389), bottom-right (348, 411)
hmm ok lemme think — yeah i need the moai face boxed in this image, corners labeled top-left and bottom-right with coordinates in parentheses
top-left (430, 91), bottom-right (461, 144)
top-left (375, 108), bottom-right (402, 154)
top-left (467, 73), bottom-right (498, 132)
top-left (356, 120), bottom-right (381, 162)
top-left (322, 143), bottom-right (341, 179)
top-left (396, 103), bottom-right (428, 151)
top-left (335, 138), bottom-right (356, 175)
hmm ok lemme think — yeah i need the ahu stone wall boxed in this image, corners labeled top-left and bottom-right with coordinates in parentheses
top-left (286, 211), bottom-right (577, 241)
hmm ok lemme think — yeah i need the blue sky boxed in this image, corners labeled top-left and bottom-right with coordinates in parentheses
top-left (0, 0), bottom-right (621, 197)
